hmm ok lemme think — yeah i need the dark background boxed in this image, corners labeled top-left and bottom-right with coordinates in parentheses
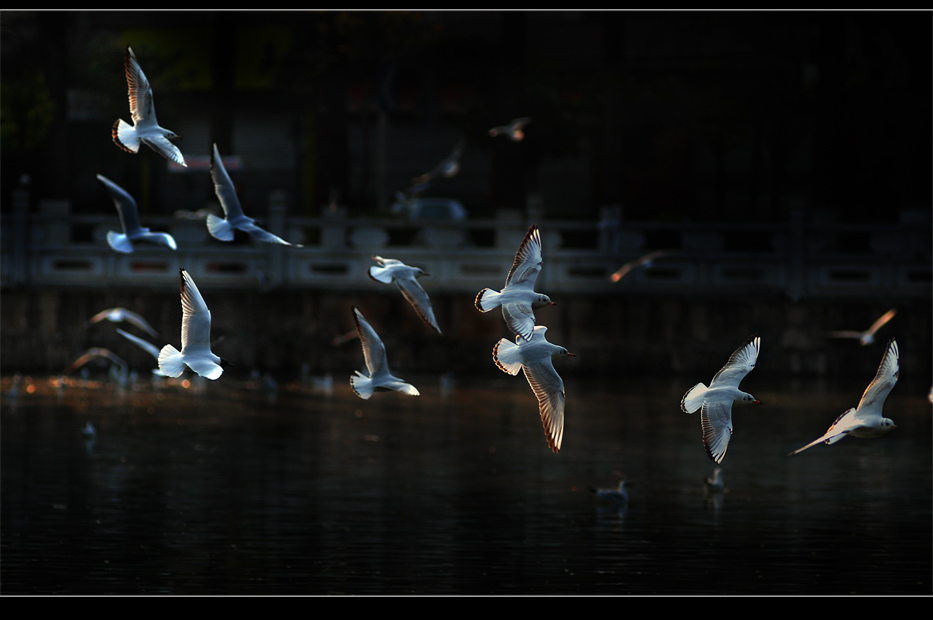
top-left (2, 10), bottom-right (930, 225)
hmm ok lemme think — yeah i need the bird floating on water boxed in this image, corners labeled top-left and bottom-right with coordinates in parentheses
top-left (681, 335), bottom-right (762, 464)
top-left (590, 479), bottom-right (628, 506)
top-left (112, 45), bottom-right (186, 167)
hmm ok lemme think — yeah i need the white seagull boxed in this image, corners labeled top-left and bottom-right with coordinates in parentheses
top-left (610, 249), bottom-right (680, 283)
top-left (411, 139), bottom-right (464, 186)
top-left (489, 117), bottom-right (532, 142)
top-left (368, 255), bottom-right (442, 334)
top-left (681, 335), bottom-right (762, 464)
top-left (87, 307), bottom-right (159, 338)
top-left (492, 325), bottom-right (575, 453)
top-left (112, 45), bottom-right (186, 167)
top-left (66, 347), bottom-right (127, 376)
top-left (475, 224), bottom-right (554, 341)
top-left (116, 328), bottom-right (169, 376)
top-left (828, 308), bottom-right (897, 346)
top-left (158, 269), bottom-right (230, 380)
top-left (207, 143), bottom-right (302, 246)
top-left (96, 174), bottom-right (177, 253)
top-left (789, 338), bottom-right (899, 456)
top-left (350, 307), bottom-right (420, 400)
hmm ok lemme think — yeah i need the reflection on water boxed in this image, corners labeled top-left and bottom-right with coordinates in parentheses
top-left (2, 372), bottom-right (931, 595)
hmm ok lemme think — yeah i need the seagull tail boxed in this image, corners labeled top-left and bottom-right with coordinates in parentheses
top-left (158, 344), bottom-right (186, 378)
top-left (681, 382), bottom-right (708, 414)
top-left (106, 231), bottom-right (134, 254)
top-left (206, 213), bottom-right (235, 242)
top-left (350, 370), bottom-right (374, 400)
top-left (474, 288), bottom-right (500, 312)
top-left (492, 338), bottom-right (523, 375)
top-left (112, 119), bottom-right (139, 153)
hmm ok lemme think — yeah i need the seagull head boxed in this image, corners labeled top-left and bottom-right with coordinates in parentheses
top-left (532, 294), bottom-right (555, 309)
top-left (220, 358), bottom-right (233, 370)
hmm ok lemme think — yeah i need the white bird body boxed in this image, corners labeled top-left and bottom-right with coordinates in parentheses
top-left (681, 335), bottom-right (761, 464)
top-left (476, 224), bottom-right (554, 341)
top-left (368, 255), bottom-right (441, 334)
top-left (158, 269), bottom-right (229, 380)
top-left (493, 325), bottom-right (575, 453)
top-left (87, 306), bottom-right (159, 338)
top-left (207, 143), bottom-right (302, 246)
top-left (112, 45), bottom-right (186, 167)
top-left (829, 308), bottom-right (897, 346)
top-left (96, 174), bottom-right (177, 253)
top-left (350, 307), bottom-right (420, 400)
top-left (789, 338), bottom-right (899, 456)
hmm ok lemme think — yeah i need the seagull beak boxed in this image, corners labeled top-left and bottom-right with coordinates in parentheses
top-left (754, 400), bottom-right (762, 405)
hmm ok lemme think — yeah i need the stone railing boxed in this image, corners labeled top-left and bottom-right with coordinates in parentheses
top-left (2, 189), bottom-right (930, 300)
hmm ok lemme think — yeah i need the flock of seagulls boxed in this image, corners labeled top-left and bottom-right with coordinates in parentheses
top-left (56, 44), bottom-right (909, 492)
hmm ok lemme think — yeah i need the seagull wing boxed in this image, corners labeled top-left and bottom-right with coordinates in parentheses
top-left (505, 225), bottom-right (543, 289)
top-left (396, 276), bottom-right (441, 334)
top-left (210, 143), bottom-right (246, 220)
top-left (353, 307), bottom-right (387, 378)
top-left (856, 338), bottom-right (899, 413)
top-left (523, 355), bottom-right (566, 453)
top-left (97, 174), bottom-right (143, 235)
top-left (179, 269), bottom-right (213, 355)
top-left (700, 400), bottom-right (733, 464)
top-left (124, 45), bottom-right (155, 126)
top-left (710, 335), bottom-right (760, 388)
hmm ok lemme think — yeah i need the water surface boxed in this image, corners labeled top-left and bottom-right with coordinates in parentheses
top-left (2, 372), bottom-right (930, 595)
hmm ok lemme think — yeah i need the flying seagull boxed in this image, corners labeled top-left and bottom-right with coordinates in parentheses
top-left (476, 224), bottom-right (554, 341)
top-left (87, 306), bottom-right (159, 338)
top-left (112, 45), bottom-right (186, 167)
top-left (158, 268), bottom-right (230, 380)
top-left (828, 308), bottom-right (897, 346)
top-left (368, 255), bottom-right (442, 334)
top-left (207, 143), bottom-right (302, 246)
top-left (97, 174), bottom-right (177, 253)
top-left (489, 117), bottom-right (531, 142)
top-left (492, 325), bottom-right (575, 453)
top-left (349, 307), bottom-right (420, 400)
top-left (681, 335), bottom-right (762, 464)
top-left (788, 339), bottom-right (899, 456)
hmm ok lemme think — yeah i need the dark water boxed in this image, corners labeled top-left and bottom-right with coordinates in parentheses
top-left (2, 371), bottom-right (931, 595)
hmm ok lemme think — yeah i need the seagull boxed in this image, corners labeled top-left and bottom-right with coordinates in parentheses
top-left (475, 224), bottom-right (554, 341)
top-left (349, 307), bottom-right (420, 400)
top-left (610, 249), bottom-right (680, 283)
top-left (489, 117), bottom-right (531, 142)
top-left (96, 174), bottom-right (177, 253)
top-left (207, 143), bottom-right (302, 246)
top-left (703, 467), bottom-right (728, 494)
top-left (116, 328), bottom-right (169, 376)
top-left (788, 338), bottom-right (899, 456)
top-left (87, 307), bottom-right (159, 338)
top-left (411, 139), bottom-right (464, 186)
top-left (589, 480), bottom-right (628, 506)
top-left (158, 268), bottom-right (230, 380)
top-left (828, 308), bottom-right (897, 346)
top-left (65, 347), bottom-right (127, 376)
top-left (492, 325), bottom-right (575, 453)
top-left (681, 335), bottom-right (762, 464)
top-left (112, 45), bottom-right (186, 167)
top-left (369, 255), bottom-right (442, 334)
